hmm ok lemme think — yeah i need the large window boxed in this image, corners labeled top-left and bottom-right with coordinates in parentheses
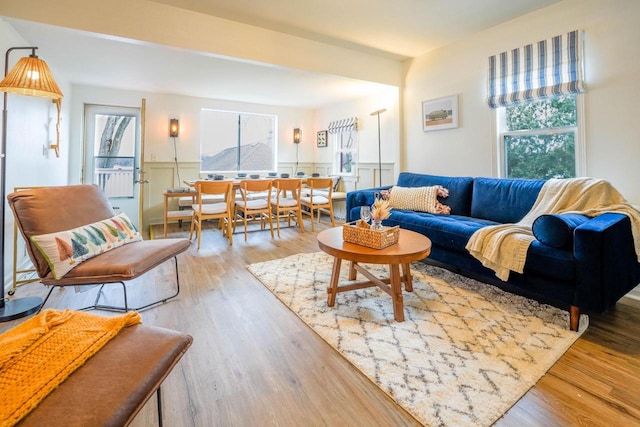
top-left (498, 95), bottom-right (580, 179)
top-left (200, 109), bottom-right (277, 174)
top-left (487, 30), bottom-right (585, 179)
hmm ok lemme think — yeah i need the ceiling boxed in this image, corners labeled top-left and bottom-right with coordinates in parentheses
top-left (3, 0), bottom-right (561, 108)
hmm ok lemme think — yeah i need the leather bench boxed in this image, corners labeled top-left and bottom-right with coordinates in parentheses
top-left (17, 324), bottom-right (193, 427)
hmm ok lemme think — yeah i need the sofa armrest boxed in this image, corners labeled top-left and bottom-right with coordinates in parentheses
top-left (573, 213), bottom-right (640, 312)
top-left (345, 186), bottom-right (393, 222)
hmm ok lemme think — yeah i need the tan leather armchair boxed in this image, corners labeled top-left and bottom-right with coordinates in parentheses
top-left (8, 184), bottom-right (190, 312)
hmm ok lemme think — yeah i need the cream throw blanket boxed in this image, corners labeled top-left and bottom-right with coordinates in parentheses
top-left (465, 178), bottom-right (640, 281)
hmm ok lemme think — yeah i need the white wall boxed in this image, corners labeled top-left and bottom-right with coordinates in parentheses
top-left (69, 85), bottom-right (316, 226)
top-left (404, 0), bottom-right (640, 204)
top-left (315, 87), bottom-right (401, 188)
top-left (1, 19), bottom-right (71, 286)
top-left (69, 85), bottom-right (315, 168)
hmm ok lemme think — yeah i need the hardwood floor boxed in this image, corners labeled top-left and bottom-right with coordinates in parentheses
top-left (3, 219), bottom-right (640, 426)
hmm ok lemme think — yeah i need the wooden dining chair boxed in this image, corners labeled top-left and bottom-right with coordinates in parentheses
top-left (233, 179), bottom-right (274, 241)
top-left (189, 180), bottom-right (234, 248)
top-left (300, 177), bottom-right (336, 231)
top-left (271, 178), bottom-right (305, 237)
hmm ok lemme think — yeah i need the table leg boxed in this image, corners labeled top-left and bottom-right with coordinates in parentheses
top-left (389, 264), bottom-right (404, 322)
top-left (348, 261), bottom-right (357, 281)
top-left (402, 263), bottom-right (413, 292)
top-left (163, 197), bottom-right (169, 238)
top-left (327, 257), bottom-right (342, 307)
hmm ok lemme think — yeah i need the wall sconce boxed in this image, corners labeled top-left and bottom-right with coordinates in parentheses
top-left (169, 118), bottom-right (179, 138)
top-left (293, 128), bottom-right (301, 144)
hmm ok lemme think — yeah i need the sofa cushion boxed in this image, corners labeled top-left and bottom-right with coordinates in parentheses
top-left (532, 213), bottom-right (591, 248)
top-left (30, 212), bottom-right (142, 280)
top-left (385, 210), bottom-right (497, 251)
top-left (396, 173), bottom-right (473, 216)
top-left (386, 210), bottom-right (577, 283)
top-left (470, 177), bottom-right (545, 224)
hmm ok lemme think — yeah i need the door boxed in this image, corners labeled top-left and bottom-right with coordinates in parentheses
top-left (83, 104), bottom-right (143, 227)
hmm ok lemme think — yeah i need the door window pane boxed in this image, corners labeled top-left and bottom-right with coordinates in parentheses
top-left (93, 114), bottom-right (136, 197)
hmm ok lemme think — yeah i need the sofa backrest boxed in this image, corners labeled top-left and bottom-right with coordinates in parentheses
top-left (470, 177), bottom-right (545, 223)
top-left (396, 172), bottom-right (474, 215)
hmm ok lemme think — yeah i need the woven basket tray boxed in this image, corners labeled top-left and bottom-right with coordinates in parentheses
top-left (342, 222), bottom-right (400, 249)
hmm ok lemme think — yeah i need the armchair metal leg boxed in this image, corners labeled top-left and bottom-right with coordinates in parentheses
top-left (90, 282), bottom-right (129, 312)
top-left (39, 257), bottom-right (181, 313)
top-left (157, 385), bottom-right (163, 427)
top-left (36, 286), bottom-right (57, 314)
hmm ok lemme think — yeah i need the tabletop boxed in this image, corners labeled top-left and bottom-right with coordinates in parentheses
top-left (317, 226), bottom-right (432, 265)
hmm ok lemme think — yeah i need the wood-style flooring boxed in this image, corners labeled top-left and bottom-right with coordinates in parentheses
top-left (3, 219), bottom-right (640, 426)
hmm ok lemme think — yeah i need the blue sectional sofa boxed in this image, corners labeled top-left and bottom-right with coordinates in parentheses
top-left (346, 172), bottom-right (640, 330)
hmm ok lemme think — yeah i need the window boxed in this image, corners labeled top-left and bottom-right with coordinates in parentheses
top-left (334, 133), bottom-right (357, 175)
top-left (498, 94), bottom-right (581, 179)
top-left (328, 117), bottom-right (358, 176)
top-left (487, 30), bottom-right (585, 179)
top-left (200, 109), bottom-right (277, 174)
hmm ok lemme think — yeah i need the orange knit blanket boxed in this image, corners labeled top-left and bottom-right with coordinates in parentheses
top-left (0, 309), bottom-right (141, 427)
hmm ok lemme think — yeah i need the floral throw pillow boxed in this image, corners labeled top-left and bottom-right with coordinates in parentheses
top-left (30, 212), bottom-right (142, 279)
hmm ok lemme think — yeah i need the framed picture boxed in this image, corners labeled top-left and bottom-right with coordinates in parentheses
top-left (317, 130), bottom-right (328, 147)
top-left (422, 94), bottom-right (459, 131)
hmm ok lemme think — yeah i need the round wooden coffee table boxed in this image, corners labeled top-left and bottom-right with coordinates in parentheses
top-left (317, 227), bottom-right (432, 322)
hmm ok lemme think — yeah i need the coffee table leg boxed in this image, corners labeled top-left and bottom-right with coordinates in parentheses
top-left (402, 263), bottom-right (413, 292)
top-left (327, 257), bottom-right (342, 307)
top-left (389, 264), bottom-right (404, 322)
top-left (348, 261), bottom-right (357, 281)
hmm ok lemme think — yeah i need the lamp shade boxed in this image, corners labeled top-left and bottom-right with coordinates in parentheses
top-left (293, 128), bottom-right (301, 144)
top-left (0, 55), bottom-right (63, 99)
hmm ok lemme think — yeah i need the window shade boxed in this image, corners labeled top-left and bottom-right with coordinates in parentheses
top-left (328, 117), bottom-right (358, 134)
top-left (487, 30), bottom-right (584, 108)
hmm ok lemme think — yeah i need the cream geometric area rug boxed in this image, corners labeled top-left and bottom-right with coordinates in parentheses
top-left (247, 252), bottom-right (588, 427)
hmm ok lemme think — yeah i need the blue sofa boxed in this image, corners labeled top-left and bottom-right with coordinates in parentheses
top-left (346, 172), bottom-right (640, 330)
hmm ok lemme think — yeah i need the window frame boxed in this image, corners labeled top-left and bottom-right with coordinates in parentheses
top-left (332, 131), bottom-right (358, 176)
top-left (494, 94), bottom-right (586, 179)
top-left (199, 109), bottom-right (278, 174)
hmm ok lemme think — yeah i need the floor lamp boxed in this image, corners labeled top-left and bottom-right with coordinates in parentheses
top-left (0, 47), bottom-right (63, 321)
top-left (370, 108), bottom-right (386, 187)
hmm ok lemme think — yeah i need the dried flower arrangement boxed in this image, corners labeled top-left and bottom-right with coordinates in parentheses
top-left (371, 198), bottom-right (392, 221)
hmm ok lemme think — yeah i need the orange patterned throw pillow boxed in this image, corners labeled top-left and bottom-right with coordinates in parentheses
top-left (30, 212), bottom-right (142, 279)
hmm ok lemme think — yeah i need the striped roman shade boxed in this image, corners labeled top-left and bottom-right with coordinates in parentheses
top-left (328, 117), bottom-right (358, 134)
top-left (487, 30), bottom-right (585, 108)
